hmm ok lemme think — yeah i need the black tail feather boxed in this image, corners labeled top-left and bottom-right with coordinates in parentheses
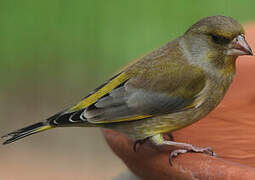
top-left (1, 122), bottom-right (52, 145)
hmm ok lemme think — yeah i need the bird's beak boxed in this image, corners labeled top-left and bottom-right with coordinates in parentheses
top-left (227, 34), bottom-right (253, 56)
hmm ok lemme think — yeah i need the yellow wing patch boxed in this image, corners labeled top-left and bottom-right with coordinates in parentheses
top-left (34, 125), bottom-right (53, 133)
top-left (70, 72), bottom-right (129, 112)
top-left (92, 115), bottom-right (152, 124)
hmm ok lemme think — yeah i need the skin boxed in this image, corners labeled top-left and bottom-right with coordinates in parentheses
top-left (2, 16), bottom-right (253, 161)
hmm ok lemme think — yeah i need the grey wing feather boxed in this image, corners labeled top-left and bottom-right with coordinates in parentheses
top-left (95, 86), bottom-right (126, 108)
top-left (83, 82), bottom-right (192, 123)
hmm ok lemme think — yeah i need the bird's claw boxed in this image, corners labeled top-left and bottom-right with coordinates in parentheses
top-left (133, 137), bottom-right (150, 152)
top-left (169, 149), bottom-right (188, 166)
top-left (191, 146), bottom-right (218, 157)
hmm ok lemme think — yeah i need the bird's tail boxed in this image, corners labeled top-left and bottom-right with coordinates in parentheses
top-left (1, 122), bottom-right (53, 145)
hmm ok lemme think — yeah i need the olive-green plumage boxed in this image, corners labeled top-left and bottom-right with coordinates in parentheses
top-left (2, 15), bottom-right (253, 157)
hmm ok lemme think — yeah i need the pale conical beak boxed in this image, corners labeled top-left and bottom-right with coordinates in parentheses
top-left (227, 34), bottom-right (253, 56)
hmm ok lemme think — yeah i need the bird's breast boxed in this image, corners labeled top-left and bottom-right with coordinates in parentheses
top-left (161, 74), bottom-right (234, 130)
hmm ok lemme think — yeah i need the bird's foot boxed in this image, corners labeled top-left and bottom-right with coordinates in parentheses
top-left (168, 146), bottom-right (217, 166)
top-left (150, 134), bottom-right (217, 166)
top-left (133, 133), bottom-right (174, 152)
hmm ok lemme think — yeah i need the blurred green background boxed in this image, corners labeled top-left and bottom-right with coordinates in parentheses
top-left (0, 0), bottom-right (254, 179)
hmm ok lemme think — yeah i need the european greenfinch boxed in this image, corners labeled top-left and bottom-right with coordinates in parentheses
top-left (2, 16), bottom-right (253, 164)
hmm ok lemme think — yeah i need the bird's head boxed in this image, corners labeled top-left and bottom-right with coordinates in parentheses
top-left (183, 16), bottom-right (253, 66)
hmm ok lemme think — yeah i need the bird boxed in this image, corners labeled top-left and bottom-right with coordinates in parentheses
top-left (2, 16), bottom-right (253, 165)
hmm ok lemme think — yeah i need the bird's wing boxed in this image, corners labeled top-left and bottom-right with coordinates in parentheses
top-left (49, 61), bottom-right (207, 126)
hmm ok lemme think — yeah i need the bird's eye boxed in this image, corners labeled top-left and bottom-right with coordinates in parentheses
top-left (211, 34), bottom-right (231, 45)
